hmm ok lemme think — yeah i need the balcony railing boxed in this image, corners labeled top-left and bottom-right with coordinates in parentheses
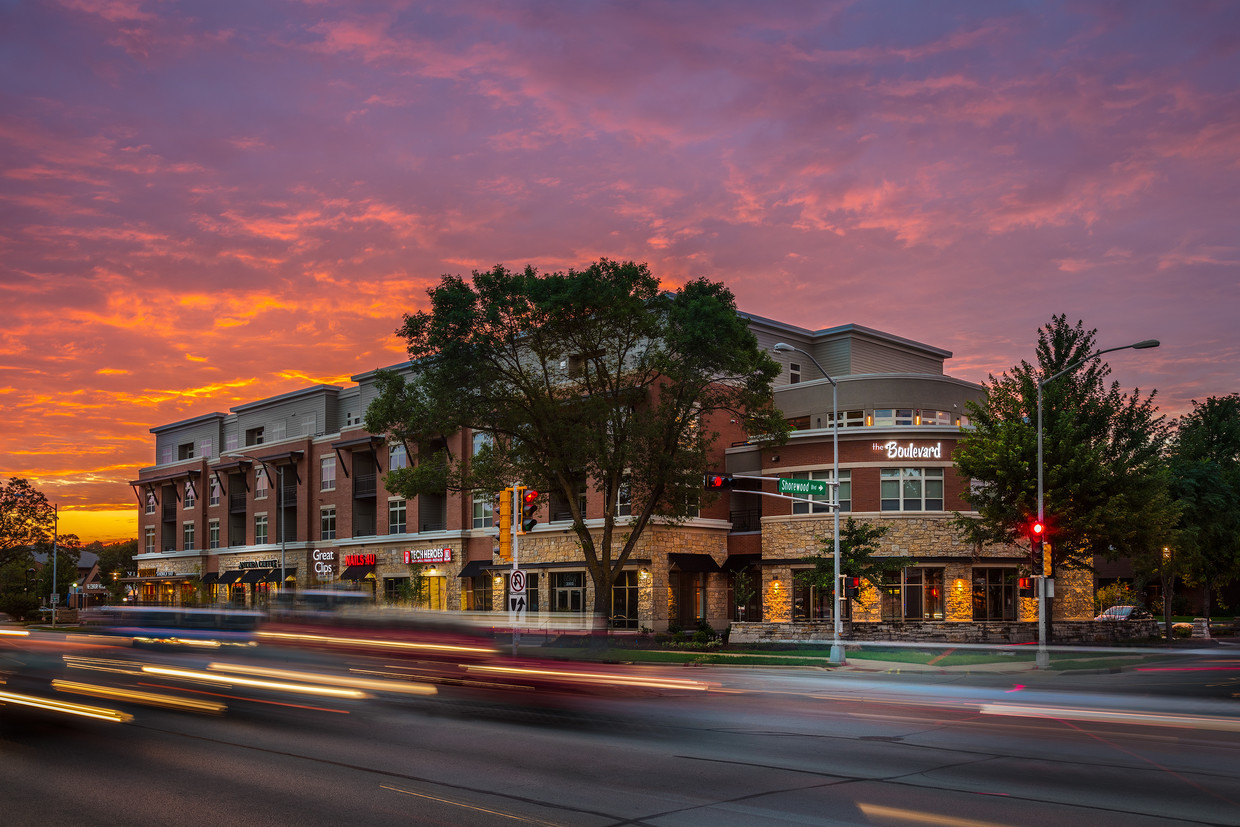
top-left (229, 493), bottom-right (247, 514)
top-left (353, 517), bottom-right (376, 537)
top-left (353, 473), bottom-right (377, 499)
top-left (729, 508), bottom-right (762, 533)
top-left (162, 504), bottom-right (177, 522)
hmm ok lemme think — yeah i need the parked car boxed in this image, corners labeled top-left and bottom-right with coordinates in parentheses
top-left (1094, 605), bottom-right (1152, 620)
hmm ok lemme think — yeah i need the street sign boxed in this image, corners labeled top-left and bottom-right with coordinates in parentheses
top-left (777, 477), bottom-right (828, 496)
top-left (50, 593), bottom-right (59, 603)
top-left (508, 569), bottom-right (527, 621)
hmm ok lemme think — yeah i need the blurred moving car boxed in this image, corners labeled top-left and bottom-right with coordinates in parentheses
top-left (1094, 605), bottom-right (1153, 620)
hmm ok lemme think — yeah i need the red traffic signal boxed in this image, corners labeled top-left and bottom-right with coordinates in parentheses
top-left (519, 489), bottom-right (540, 533)
top-left (1018, 576), bottom-right (1034, 598)
top-left (1031, 521), bottom-right (1045, 537)
top-left (842, 576), bottom-right (860, 598)
top-left (703, 473), bottom-right (735, 489)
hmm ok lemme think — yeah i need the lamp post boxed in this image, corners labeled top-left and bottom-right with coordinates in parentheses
top-left (773, 342), bottom-right (845, 665)
top-left (1035, 338), bottom-right (1159, 668)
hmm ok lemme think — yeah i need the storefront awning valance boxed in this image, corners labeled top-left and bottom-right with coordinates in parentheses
top-left (129, 468), bottom-right (202, 487)
top-left (721, 554), bottom-right (761, 572)
top-left (331, 436), bottom-right (383, 450)
top-left (217, 570), bottom-right (245, 585)
top-left (339, 565), bottom-right (376, 581)
top-left (200, 572), bottom-right (219, 584)
top-left (261, 568), bottom-right (296, 583)
top-left (668, 553), bottom-right (721, 573)
top-left (239, 569), bottom-right (268, 584)
top-left (457, 559), bottom-right (497, 579)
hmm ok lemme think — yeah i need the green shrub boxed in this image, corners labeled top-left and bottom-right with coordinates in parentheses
top-left (1172, 623), bottom-right (1193, 639)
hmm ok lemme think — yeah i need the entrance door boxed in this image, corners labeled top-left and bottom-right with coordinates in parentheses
top-left (552, 571), bottom-right (584, 612)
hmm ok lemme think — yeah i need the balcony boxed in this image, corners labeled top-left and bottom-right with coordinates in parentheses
top-left (729, 508), bottom-right (762, 533)
top-left (161, 504), bottom-right (177, 523)
top-left (229, 493), bottom-right (247, 514)
top-left (353, 516), bottom-right (376, 538)
top-left (353, 473), bottom-right (377, 499)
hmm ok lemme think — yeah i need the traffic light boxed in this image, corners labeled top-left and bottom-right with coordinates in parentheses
top-left (1029, 520), bottom-right (1045, 571)
top-left (496, 488), bottom-right (512, 562)
top-left (1018, 576), bottom-right (1034, 598)
top-left (519, 488), bottom-right (540, 534)
top-left (703, 473), bottom-right (735, 489)
top-left (842, 576), bottom-right (860, 599)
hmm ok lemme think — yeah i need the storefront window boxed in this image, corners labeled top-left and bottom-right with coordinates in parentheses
top-left (728, 568), bottom-right (762, 622)
top-left (552, 571), bottom-right (585, 613)
top-left (881, 567), bottom-right (945, 620)
top-left (972, 567), bottom-right (1017, 620)
top-left (610, 571), bottom-right (638, 628)
top-left (468, 576), bottom-right (493, 612)
top-left (791, 578), bottom-right (833, 621)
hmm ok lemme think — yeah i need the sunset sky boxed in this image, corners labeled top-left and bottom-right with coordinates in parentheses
top-left (3, 1), bottom-right (1237, 544)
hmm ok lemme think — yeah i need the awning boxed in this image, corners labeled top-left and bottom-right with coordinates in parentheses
top-left (668, 553), bottom-right (721, 573)
top-left (200, 572), bottom-right (219, 584)
top-left (457, 559), bottom-right (497, 579)
top-left (339, 565), bottom-right (376, 581)
top-left (262, 567), bottom-right (296, 583)
top-left (721, 554), bottom-right (761, 572)
top-left (217, 570), bottom-right (245, 585)
top-left (128, 468), bottom-right (202, 487)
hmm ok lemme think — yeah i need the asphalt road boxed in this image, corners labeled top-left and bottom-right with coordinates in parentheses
top-left (2, 642), bottom-right (1239, 826)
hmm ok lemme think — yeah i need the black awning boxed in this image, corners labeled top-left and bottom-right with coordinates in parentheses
top-left (216, 570), bottom-right (244, 585)
top-left (239, 569), bottom-right (268, 584)
top-left (668, 553), bottom-right (721, 573)
top-left (262, 567), bottom-right (296, 583)
top-left (331, 436), bottom-right (382, 450)
top-left (457, 559), bottom-right (497, 579)
top-left (128, 468), bottom-right (203, 487)
top-left (339, 565), bottom-right (376, 581)
top-left (721, 554), bottom-right (761, 572)
top-left (200, 572), bottom-right (219, 584)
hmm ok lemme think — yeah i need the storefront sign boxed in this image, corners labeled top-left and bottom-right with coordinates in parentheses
top-left (872, 441), bottom-right (942, 460)
top-left (239, 559), bottom-right (279, 569)
top-left (313, 548), bottom-right (337, 577)
top-left (137, 568), bottom-right (156, 578)
top-left (403, 548), bottom-right (452, 564)
top-left (344, 553), bottom-right (376, 567)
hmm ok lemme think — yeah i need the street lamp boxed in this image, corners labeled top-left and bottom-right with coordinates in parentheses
top-left (1035, 338), bottom-right (1159, 667)
top-left (773, 342), bottom-right (845, 665)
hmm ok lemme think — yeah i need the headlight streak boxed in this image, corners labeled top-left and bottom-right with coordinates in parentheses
top-left (205, 662), bottom-right (437, 696)
top-left (351, 666), bottom-right (536, 693)
top-left (464, 665), bottom-right (711, 692)
top-left (858, 802), bottom-right (1010, 826)
top-left (51, 680), bottom-right (226, 715)
top-left (63, 655), bottom-right (148, 676)
top-left (257, 630), bottom-right (498, 656)
top-left (140, 665), bottom-right (369, 699)
top-left (978, 703), bottom-right (1240, 732)
top-left (0, 689), bottom-right (132, 722)
top-left (137, 682), bottom-right (353, 715)
top-left (0, 629), bottom-right (30, 637)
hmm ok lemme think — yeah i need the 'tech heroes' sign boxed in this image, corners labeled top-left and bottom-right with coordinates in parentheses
top-left (403, 548), bottom-right (452, 564)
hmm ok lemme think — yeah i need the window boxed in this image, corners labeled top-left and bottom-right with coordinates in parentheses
top-left (789, 362), bottom-right (801, 384)
top-left (199, 439), bottom-right (212, 458)
top-left (255, 515), bottom-right (268, 545)
top-left (610, 571), bottom-right (639, 629)
top-left (320, 507), bottom-right (336, 541)
top-left (973, 567), bottom-right (1018, 621)
top-left (872, 409), bottom-right (894, 427)
top-left (209, 519), bottom-right (220, 549)
top-left (389, 442), bottom-right (408, 471)
top-left (209, 479), bottom-right (221, 507)
top-left (880, 567), bottom-right (945, 621)
top-left (178, 442), bottom-right (195, 460)
top-left (468, 576), bottom-right (494, 612)
top-left (880, 467), bottom-right (944, 511)
top-left (345, 410), bottom-right (361, 427)
top-left (183, 481), bottom-right (196, 508)
top-left (552, 571), bottom-right (586, 613)
top-left (245, 427), bottom-right (264, 446)
top-left (144, 527), bottom-right (155, 554)
top-left (320, 456), bottom-right (336, 491)
top-left (159, 446), bottom-right (173, 465)
top-left (254, 468), bottom-right (269, 500)
top-left (388, 499), bottom-right (407, 534)
top-left (829, 410), bottom-right (865, 429)
top-left (183, 522), bottom-right (195, 551)
top-left (895, 409), bottom-right (915, 426)
top-left (301, 415), bottom-right (316, 436)
top-left (270, 420), bottom-right (286, 441)
top-left (791, 470), bottom-right (850, 514)
top-left (786, 415), bottom-right (810, 430)
top-left (921, 410), bottom-right (952, 426)
top-left (225, 433), bottom-right (238, 452)
top-left (145, 492), bottom-right (156, 515)
top-left (471, 431), bottom-right (492, 456)
top-left (617, 475), bottom-right (632, 518)
top-left (472, 494), bottom-right (493, 529)
top-left (384, 577), bottom-right (411, 603)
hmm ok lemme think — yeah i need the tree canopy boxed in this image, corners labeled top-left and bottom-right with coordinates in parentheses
top-left (366, 260), bottom-right (788, 616)
top-left (952, 316), bottom-right (1177, 580)
top-left (797, 517), bottom-right (905, 596)
top-left (1, 477), bottom-right (58, 569)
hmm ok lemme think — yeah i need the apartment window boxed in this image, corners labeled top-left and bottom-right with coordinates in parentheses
top-left (895, 409), bottom-right (915, 426)
top-left (254, 515), bottom-right (268, 545)
top-left (786, 415), bottom-right (811, 431)
top-left (388, 499), bottom-right (407, 534)
top-left (320, 507), bottom-right (337, 541)
top-left (617, 475), bottom-right (632, 518)
top-left (389, 442), bottom-right (408, 471)
top-left (472, 494), bottom-right (493, 529)
top-left (245, 427), bottom-right (264, 446)
top-left (921, 410), bottom-right (953, 426)
top-left (159, 446), bottom-right (173, 465)
top-left (345, 410), bottom-right (361, 427)
top-left (301, 415), bottom-right (316, 436)
top-left (880, 467), bottom-right (944, 511)
top-left (178, 442), bottom-right (195, 460)
top-left (144, 527), bottom-right (155, 554)
top-left (183, 481), bottom-right (196, 509)
top-left (972, 567), bottom-right (1017, 621)
top-left (254, 468), bottom-right (269, 500)
top-left (209, 478), bottom-right (221, 507)
top-left (829, 410), bottom-right (865, 429)
top-left (183, 522), bottom-right (195, 551)
top-left (225, 433), bottom-right (238, 452)
top-left (881, 567), bottom-right (945, 621)
top-left (789, 363), bottom-right (801, 384)
top-left (199, 439), bottom-right (212, 458)
top-left (270, 420), bottom-right (286, 441)
top-left (872, 409), bottom-right (894, 427)
top-left (209, 519), bottom-right (220, 550)
top-left (320, 456), bottom-right (336, 491)
top-left (792, 470), bottom-right (850, 514)
top-left (145, 492), bottom-right (156, 515)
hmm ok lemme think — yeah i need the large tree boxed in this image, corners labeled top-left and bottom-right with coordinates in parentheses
top-left (952, 316), bottom-right (1177, 639)
top-left (1, 477), bottom-right (57, 569)
top-left (1168, 394), bottom-right (1240, 621)
top-left (367, 260), bottom-right (787, 617)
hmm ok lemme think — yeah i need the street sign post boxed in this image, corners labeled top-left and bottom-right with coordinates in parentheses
top-left (777, 477), bottom-right (828, 497)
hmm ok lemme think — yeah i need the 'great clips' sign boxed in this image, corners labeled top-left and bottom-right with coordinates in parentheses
top-left (344, 553), bottom-right (376, 567)
top-left (404, 548), bottom-right (452, 564)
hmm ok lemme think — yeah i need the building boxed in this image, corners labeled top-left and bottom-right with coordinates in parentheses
top-left (129, 314), bottom-right (1091, 636)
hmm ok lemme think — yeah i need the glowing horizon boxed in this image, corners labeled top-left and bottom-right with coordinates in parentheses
top-left (2, 2), bottom-right (1237, 544)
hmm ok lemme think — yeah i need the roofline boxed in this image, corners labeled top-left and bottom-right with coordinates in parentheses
top-left (230, 384), bottom-right (343, 414)
top-left (739, 312), bottom-right (952, 360)
top-left (150, 411), bottom-right (228, 435)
